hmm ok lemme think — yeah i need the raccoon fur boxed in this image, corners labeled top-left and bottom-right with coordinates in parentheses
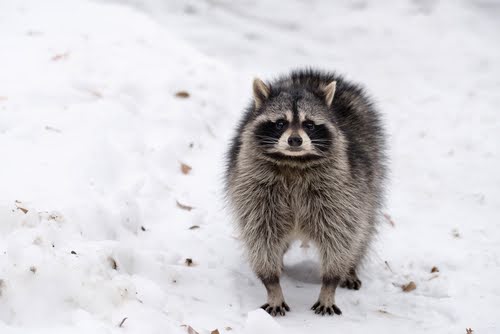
top-left (225, 69), bottom-right (387, 316)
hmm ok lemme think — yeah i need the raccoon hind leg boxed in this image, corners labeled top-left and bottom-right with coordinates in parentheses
top-left (340, 268), bottom-right (362, 290)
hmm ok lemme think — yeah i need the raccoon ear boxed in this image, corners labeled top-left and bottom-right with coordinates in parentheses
top-left (321, 81), bottom-right (337, 107)
top-left (253, 78), bottom-right (271, 109)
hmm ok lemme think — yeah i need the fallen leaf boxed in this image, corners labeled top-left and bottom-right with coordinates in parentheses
top-left (181, 325), bottom-right (199, 334)
top-left (211, 330), bottom-right (220, 334)
top-left (15, 201), bottom-right (28, 214)
top-left (402, 281), bottom-right (416, 292)
top-left (51, 52), bottom-right (70, 61)
top-left (141, 226), bottom-right (146, 231)
top-left (176, 200), bottom-right (194, 211)
top-left (30, 266), bottom-right (37, 273)
top-left (181, 162), bottom-right (192, 175)
top-left (189, 225), bottom-right (200, 230)
top-left (430, 266), bottom-right (439, 273)
top-left (175, 91), bottom-right (190, 98)
top-left (185, 258), bottom-right (194, 266)
top-left (17, 207), bottom-right (28, 214)
top-left (108, 257), bottom-right (118, 270)
top-left (466, 328), bottom-right (474, 334)
top-left (89, 90), bottom-right (102, 98)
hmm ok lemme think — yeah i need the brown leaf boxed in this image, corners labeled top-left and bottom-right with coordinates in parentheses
top-left (108, 257), bottom-right (118, 270)
top-left (180, 162), bottom-right (192, 175)
top-left (15, 201), bottom-right (28, 214)
top-left (51, 52), bottom-right (70, 61)
top-left (402, 281), bottom-right (416, 292)
top-left (175, 91), bottom-right (190, 98)
top-left (466, 328), bottom-right (474, 334)
top-left (176, 200), bottom-right (194, 211)
top-left (182, 325), bottom-right (199, 334)
top-left (185, 258), bottom-right (193, 266)
top-left (18, 207), bottom-right (28, 214)
top-left (430, 266), bottom-right (439, 273)
top-left (211, 330), bottom-right (220, 334)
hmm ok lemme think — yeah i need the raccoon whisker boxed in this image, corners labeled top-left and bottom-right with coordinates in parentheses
top-left (255, 135), bottom-right (278, 140)
top-left (311, 142), bottom-right (331, 146)
top-left (310, 139), bottom-right (332, 143)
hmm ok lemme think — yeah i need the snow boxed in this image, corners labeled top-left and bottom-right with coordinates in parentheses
top-left (0, 0), bottom-right (499, 333)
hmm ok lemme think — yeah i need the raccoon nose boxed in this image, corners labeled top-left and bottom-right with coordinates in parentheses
top-left (288, 136), bottom-right (303, 147)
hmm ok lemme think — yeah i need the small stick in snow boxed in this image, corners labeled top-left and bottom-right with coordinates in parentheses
top-left (384, 260), bottom-right (393, 273)
top-left (45, 126), bottom-right (62, 133)
top-left (176, 200), bottom-right (194, 211)
top-left (119, 317), bottom-right (128, 327)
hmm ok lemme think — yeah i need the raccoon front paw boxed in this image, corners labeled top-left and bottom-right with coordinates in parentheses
top-left (261, 301), bottom-right (290, 316)
top-left (340, 277), bottom-right (362, 290)
top-left (311, 301), bottom-right (342, 316)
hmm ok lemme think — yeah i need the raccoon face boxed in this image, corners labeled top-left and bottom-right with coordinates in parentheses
top-left (249, 78), bottom-right (336, 163)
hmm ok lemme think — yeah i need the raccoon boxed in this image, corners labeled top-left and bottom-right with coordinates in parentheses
top-left (225, 69), bottom-right (387, 316)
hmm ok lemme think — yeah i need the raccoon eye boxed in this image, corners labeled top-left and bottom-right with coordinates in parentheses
top-left (303, 121), bottom-right (315, 130)
top-left (275, 119), bottom-right (286, 130)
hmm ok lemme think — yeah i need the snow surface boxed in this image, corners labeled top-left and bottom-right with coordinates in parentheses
top-left (1, 0), bottom-right (499, 333)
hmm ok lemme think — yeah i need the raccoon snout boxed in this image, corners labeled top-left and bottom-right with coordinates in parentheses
top-left (288, 136), bottom-right (303, 147)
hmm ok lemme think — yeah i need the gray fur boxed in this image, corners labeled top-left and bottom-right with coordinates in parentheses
top-left (225, 69), bottom-right (388, 316)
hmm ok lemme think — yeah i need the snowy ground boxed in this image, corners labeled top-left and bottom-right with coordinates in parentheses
top-left (1, 0), bottom-right (499, 333)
